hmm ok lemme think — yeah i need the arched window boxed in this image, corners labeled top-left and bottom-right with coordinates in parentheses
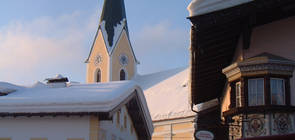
top-left (96, 69), bottom-right (101, 82)
top-left (120, 69), bottom-right (126, 81)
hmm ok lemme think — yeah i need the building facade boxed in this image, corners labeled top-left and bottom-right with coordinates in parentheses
top-left (187, 0), bottom-right (295, 139)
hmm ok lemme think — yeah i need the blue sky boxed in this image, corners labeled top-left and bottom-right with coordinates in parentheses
top-left (0, 0), bottom-right (191, 85)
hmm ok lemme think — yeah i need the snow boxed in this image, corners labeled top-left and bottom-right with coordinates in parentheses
top-left (0, 82), bottom-right (24, 90)
top-left (0, 80), bottom-right (153, 136)
top-left (32, 81), bottom-right (47, 88)
top-left (187, 0), bottom-right (253, 17)
top-left (100, 19), bottom-right (126, 54)
top-left (134, 67), bottom-right (219, 121)
top-left (45, 74), bottom-right (66, 81)
top-left (0, 82), bottom-right (23, 94)
top-left (54, 74), bottom-right (65, 79)
top-left (134, 67), bottom-right (196, 121)
top-left (0, 81), bottom-right (141, 113)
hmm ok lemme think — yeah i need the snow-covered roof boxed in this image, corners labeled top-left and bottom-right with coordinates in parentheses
top-left (0, 80), bottom-right (153, 135)
top-left (0, 81), bottom-right (148, 114)
top-left (45, 74), bottom-right (66, 81)
top-left (0, 82), bottom-right (22, 96)
top-left (134, 67), bottom-right (196, 121)
top-left (187, 0), bottom-right (253, 17)
top-left (0, 81), bottom-right (141, 113)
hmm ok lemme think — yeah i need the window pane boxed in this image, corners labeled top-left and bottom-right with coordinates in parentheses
top-left (271, 79), bottom-right (277, 93)
top-left (248, 80), bottom-right (256, 106)
top-left (279, 80), bottom-right (285, 105)
top-left (257, 93), bottom-right (264, 105)
top-left (271, 78), bottom-right (285, 105)
top-left (97, 69), bottom-right (101, 82)
top-left (257, 79), bottom-right (264, 105)
top-left (248, 79), bottom-right (264, 106)
top-left (271, 79), bottom-right (277, 104)
top-left (120, 69), bottom-right (126, 81)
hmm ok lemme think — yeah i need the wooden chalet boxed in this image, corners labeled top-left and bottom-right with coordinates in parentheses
top-left (187, 0), bottom-right (295, 139)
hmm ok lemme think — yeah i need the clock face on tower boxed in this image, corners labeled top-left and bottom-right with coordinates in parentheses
top-left (94, 54), bottom-right (102, 66)
top-left (119, 54), bottom-right (128, 66)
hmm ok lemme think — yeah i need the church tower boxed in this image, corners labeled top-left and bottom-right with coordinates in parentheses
top-left (85, 0), bottom-right (138, 83)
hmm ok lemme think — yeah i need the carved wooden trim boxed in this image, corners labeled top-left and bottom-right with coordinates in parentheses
top-left (285, 78), bottom-right (291, 106)
top-left (265, 76), bottom-right (271, 105)
top-left (244, 77), bottom-right (249, 107)
top-left (240, 78), bottom-right (245, 107)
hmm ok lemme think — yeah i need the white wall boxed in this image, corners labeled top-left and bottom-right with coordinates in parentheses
top-left (99, 106), bottom-right (138, 140)
top-left (0, 116), bottom-right (90, 140)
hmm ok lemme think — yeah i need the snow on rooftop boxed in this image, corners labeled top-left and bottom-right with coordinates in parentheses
top-left (0, 80), bottom-right (153, 135)
top-left (134, 67), bottom-right (196, 121)
top-left (187, 0), bottom-right (253, 17)
top-left (100, 19), bottom-right (126, 54)
top-left (0, 81), bottom-right (141, 113)
top-left (45, 74), bottom-right (67, 81)
top-left (54, 74), bottom-right (64, 79)
top-left (0, 82), bottom-right (24, 94)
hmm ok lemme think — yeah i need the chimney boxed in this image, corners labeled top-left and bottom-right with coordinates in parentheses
top-left (45, 74), bottom-right (69, 88)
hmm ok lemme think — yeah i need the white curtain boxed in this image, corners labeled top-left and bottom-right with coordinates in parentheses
top-left (248, 79), bottom-right (264, 106)
top-left (271, 78), bottom-right (285, 105)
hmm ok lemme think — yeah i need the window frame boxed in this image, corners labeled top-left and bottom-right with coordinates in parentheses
top-left (96, 68), bottom-right (101, 83)
top-left (236, 82), bottom-right (242, 107)
top-left (248, 78), bottom-right (265, 106)
top-left (116, 111), bottom-right (120, 126)
top-left (124, 113), bottom-right (127, 129)
top-left (119, 69), bottom-right (127, 81)
top-left (270, 78), bottom-right (286, 105)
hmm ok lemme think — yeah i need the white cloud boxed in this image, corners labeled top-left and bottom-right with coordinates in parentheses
top-left (0, 13), bottom-right (189, 84)
top-left (0, 11), bottom-right (98, 85)
top-left (132, 21), bottom-right (190, 74)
